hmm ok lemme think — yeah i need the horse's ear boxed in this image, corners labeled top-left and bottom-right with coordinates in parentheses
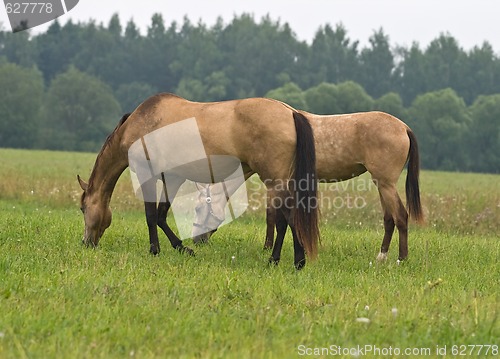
top-left (77, 175), bottom-right (88, 191)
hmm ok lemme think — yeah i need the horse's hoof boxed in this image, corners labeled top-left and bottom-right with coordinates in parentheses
top-left (193, 238), bottom-right (208, 245)
top-left (263, 243), bottom-right (273, 251)
top-left (294, 259), bottom-right (306, 270)
top-left (150, 247), bottom-right (160, 256)
top-left (268, 257), bottom-right (280, 266)
top-left (193, 233), bottom-right (211, 245)
top-left (179, 246), bottom-right (195, 256)
top-left (376, 252), bottom-right (388, 262)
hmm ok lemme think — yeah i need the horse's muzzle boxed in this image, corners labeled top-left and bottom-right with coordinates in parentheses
top-left (193, 233), bottom-right (209, 244)
top-left (192, 228), bottom-right (217, 244)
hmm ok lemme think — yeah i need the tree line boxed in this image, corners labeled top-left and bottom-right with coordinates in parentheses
top-left (0, 13), bottom-right (498, 173)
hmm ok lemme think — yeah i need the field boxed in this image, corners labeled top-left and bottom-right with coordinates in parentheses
top-left (0, 148), bottom-right (499, 358)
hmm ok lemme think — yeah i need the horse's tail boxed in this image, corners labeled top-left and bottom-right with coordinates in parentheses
top-left (405, 129), bottom-right (424, 224)
top-left (292, 112), bottom-right (320, 259)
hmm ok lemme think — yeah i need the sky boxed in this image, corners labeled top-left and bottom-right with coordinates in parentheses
top-left (1, 0), bottom-right (499, 52)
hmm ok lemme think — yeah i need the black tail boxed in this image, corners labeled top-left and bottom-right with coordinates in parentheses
top-left (405, 129), bottom-right (424, 224)
top-left (292, 112), bottom-right (320, 259)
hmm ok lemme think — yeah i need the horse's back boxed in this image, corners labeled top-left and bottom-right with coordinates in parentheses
top-left (229, 97), bottom-right (298, 179)
top-left (121, 94), bottom-right (298, 182)
top-left (350, 111), bottom-right (411, 182)
top-left (310, 111), bottom-right (411, 181)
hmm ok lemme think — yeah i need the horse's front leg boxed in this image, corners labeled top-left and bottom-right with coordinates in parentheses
top-left (156, 174), bottom-right (194, 256)
top-left (157, 200), bottom-right (195, 256)
top-left (144, 201), bottom-right (161, 255)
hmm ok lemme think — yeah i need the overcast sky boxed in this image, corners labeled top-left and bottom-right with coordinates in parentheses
top-left (1, 0), bottom-right (499, 52)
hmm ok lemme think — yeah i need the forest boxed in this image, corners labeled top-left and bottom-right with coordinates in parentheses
top-left (0, 13), bottom-right (498, 173)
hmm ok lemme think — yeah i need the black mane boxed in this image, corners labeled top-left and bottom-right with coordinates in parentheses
top-left (87, 113), bottom-right (132, 189)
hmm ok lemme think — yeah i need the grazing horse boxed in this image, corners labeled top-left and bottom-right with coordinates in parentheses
top-left (193, 110), bottom-right (424, 262)
top-left (77, 93), bottom-right (319, 269)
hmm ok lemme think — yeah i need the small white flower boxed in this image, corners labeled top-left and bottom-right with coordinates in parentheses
top-left (392, 307), bottom-right (398, 317)
top-left (369, 261), bottom-right (373, 267)
top-left (364, 305), bottom-right (370, 311)
top-left (396, 259), bottom-right (401, 265)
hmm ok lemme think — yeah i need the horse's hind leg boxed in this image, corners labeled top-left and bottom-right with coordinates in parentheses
top-left (376, 192), bottom-right (396, 261)
top-left (377, 182), bottom-right (408, 261)
top-left (395, 202), bottom-right (409, 260)
top-left (291, 225), bottom-right (306, 270)
top-left (264, 195), bottom-right (276, 250)
top-left (281, 205), bottom-right (306, 269)
top-left (268, 186), bottom-right (305, 269)
top-left (269, 208), bottom-right (288, 265)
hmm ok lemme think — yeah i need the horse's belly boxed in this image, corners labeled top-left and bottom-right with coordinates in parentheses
top-left (318, 162), bottom-right (367, 182)
top-left (168, 156), bottom-right (242, 183)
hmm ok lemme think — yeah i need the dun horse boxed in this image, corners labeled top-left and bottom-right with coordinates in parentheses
top-left (193, 110), bottom-right (424, 263)
top-left (77, 93), bottom-right (319, 269)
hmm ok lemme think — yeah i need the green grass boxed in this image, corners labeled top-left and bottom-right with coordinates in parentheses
top-left (0, 149), bottom-right (499, 358)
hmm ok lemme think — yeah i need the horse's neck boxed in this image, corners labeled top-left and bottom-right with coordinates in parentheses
top-left (88, 136), bottom-right (128, 206)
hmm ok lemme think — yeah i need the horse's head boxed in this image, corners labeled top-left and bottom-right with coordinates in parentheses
top-left (192, 183), bottom-right (227, 244)
top-left (77, 175), bottom-right (112, 247)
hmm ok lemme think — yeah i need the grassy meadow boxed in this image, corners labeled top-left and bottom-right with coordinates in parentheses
top-left (0, 148), bottom-right (499, 358)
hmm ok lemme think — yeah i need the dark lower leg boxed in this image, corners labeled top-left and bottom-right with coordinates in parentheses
top-left (397, 228), bottom-right (408, 260)
top-left (376, 185), bottom-right (403, 261)
top-left (145, 202), bottom-right (160, 255)
top-left (157, 201), bottom-right (170, 223)
top-left (264, 205), bottom-right (276, 250)
top-left (395, 205), bottom-right (409, 260)
top-left (283, 201), bottom-right (305, 269)
top-left (291, 226), bottom-right (306, 270)
top-left (157, 201), bottom-right (194, 256)
top-left (269, 209), bottom-right (288, 265)
top-left (380, 212), bottom-right (395, 254)
top-left (162, 224), bottom-right (195, 256)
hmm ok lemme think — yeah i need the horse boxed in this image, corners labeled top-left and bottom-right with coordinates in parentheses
top-left (77, 93), bottom-right (320, 269)
top-left (192, 110), bottom-right (424, 263)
